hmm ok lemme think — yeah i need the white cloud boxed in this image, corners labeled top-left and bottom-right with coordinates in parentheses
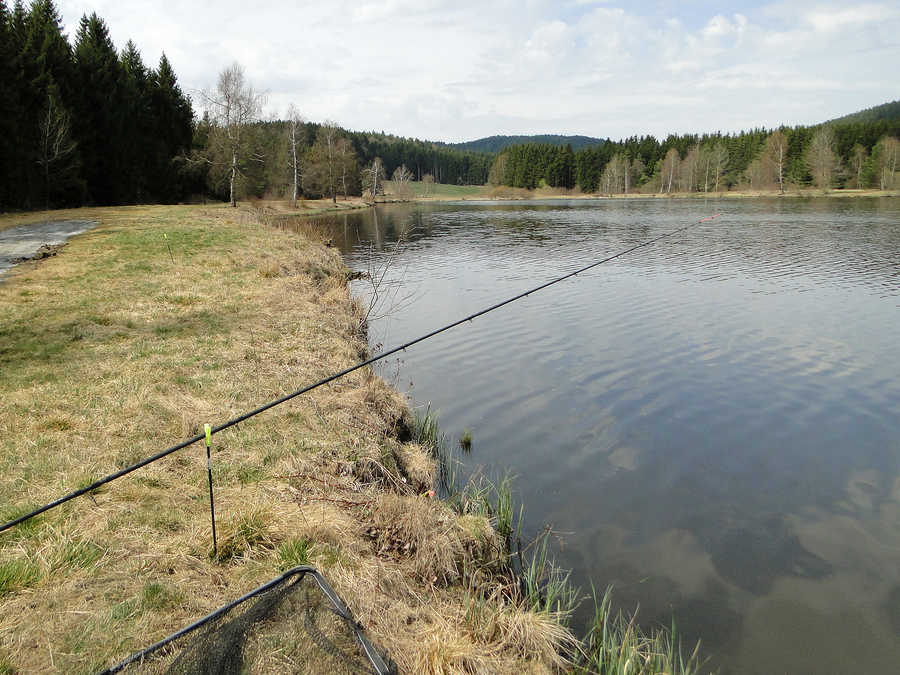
top-left (54, 0), bottom-right (900, 142)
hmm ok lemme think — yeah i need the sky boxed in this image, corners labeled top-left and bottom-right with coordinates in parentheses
top-left (55, 0), bottom-right (899, 143)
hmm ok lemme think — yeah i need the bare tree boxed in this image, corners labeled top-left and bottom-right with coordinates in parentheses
top-left (873, 136), bottom-right (899, 190)
top-left (421, 173), bottom-right (435, 196)
top-left (849, 144), bottom-right (867, 189)
top-left (680, 146), bottom-right (700, 192)
top-left (744, 157), bottom-right (766, 190)
top-left (601, 154), bottom-right (626, 194)
top-left (285, 104), bottom-right (304, 207)
top-left (710, 142), bottom-right (729, 192)
top-left (304, 121), bottom-right (342, 203)
top-left (361, 157), bottom-right (385, 202)
top-left (806, 126), bottom-right (838, 190)
top-left (203, 63), bottom-right (266, 207)
top-left (36, 91), bottom-right (78, 209)
top-left (629, 158), bottom-right (645, 193)
top-left (335, 137), bottom-right (357, 200)
top-left (392, 164), bottom-right (413, 199)
top-left (660, 148), bottom-right (680, 193)
top-left (764, 130), bottom-right (788, 194)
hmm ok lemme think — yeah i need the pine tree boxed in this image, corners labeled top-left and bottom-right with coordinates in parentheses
top-left (18, 0), bottom-right (78, 206)
top-left (73, 12), bottom-right (125, 203)
top-left (150, 53), bottom-right (194, 201)
top-left (120, 39), bottom-right (152, 202)
top-left (0, 1), bottom-right (23, 207)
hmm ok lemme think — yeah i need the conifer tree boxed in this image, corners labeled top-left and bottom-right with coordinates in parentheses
top-left (18, 0), bottom-right (77, 206)
top-left (120, 40), bottom-right (152, 201)
top-left (150, 53), bottom-right (194, 201)
top-left (73, 12), bottom-right (125, 203)
top-left (0, 1), bottom-right (23, 206)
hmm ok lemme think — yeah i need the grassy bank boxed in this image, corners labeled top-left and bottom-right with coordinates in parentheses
top-left (0, 203), bottom-right (586, 673)
top-left (0, 197), bottom-right (371, 235)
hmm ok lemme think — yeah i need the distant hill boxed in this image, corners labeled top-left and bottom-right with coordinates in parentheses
top-left (449, 134), bottom-right (605, 153)
top-left (828, 100), bottom-right (900, 124)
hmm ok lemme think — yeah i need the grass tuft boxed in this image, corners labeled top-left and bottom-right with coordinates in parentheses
top-left (520, 536), bottom-right (580, 623)
top-left (47, 534), bottom-right (104, 571)
top-left (0, 558), bottom-right (42, 597)
top-left (213, 508), bottom-right (275, 562)
top-left (410, 405), bottom-right (456, 494)
top-left (459, 429), bottom-right (472, 453)
top-left (577, 586), bottom-right (704, 675)
top-left (277, 537), bottom-right (311, 570)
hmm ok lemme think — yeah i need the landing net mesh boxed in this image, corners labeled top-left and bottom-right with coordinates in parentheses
top-left (102, 567), bottom-right (394, 675)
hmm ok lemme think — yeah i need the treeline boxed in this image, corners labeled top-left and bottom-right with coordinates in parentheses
top-left (0, 0), bottom-right (196, 210)
top-left (195, 118), bottom-right (493, 204)
top-left (450, 134), bottom-right (604, 153)
top-left (491, 120), bottom-right (900, 194)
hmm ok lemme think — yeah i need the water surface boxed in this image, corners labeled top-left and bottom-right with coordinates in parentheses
top-left (325, 198), bottom-right (900, 674)
top-left (0, 220), bottom-right (97, 275)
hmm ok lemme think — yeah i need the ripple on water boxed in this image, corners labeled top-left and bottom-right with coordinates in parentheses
top-left (334, 198), bottom-right (900, 674)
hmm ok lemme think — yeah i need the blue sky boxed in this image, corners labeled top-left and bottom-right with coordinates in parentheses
top-left (56, 1), bottom-right (899, 142)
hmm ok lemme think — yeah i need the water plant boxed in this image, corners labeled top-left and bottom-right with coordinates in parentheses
top-left (577, 586), bottom-right (704, 675)
top-left (459, 429), bottom-right (472, 452)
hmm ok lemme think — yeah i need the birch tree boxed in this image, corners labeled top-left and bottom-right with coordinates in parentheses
top-left (421, 173), bottom-right (435, 196)
top-left (806, 126), bottom-right (838, 190)
top-left (710, 142), bottom-right (729, 192)
top-left (203, 62), bottom-right (265, 207)
top-left (392, 163), bottom-right (413, 198)
top-left (335, 136), bottom-right (357, 199)
top-left (285, 104), bottom-right (304, 207)
top-left (304, 121), bottom-right (341, 202)
top-left (660, 148), bottom-right (680, 193)
top-left (850, 144), bottom-right (867, 189)
top-left (764, 130), bottom-right (788, 194)
top-left (872, 136), bottom-right (899, 190)
top-left (361, 157), bottom-right (385, 201)
top-left (680, 146), bottom-right (700, 192)
top-left (36, 89), bottom-right (78, 208)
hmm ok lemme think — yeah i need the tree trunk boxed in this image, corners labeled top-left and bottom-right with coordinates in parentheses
top-left (778, 147), bottom-right (784, 195)
top-left (291, 125), bottom-right (298, 208)
top-left (230, 149), bottom-right (237, 207)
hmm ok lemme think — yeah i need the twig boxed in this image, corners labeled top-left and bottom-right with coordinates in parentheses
top-left (300, 496), bottom-right (372, 508)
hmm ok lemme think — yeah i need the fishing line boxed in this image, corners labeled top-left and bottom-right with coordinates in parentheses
top-left (1, 212), bottom-right (722, 534)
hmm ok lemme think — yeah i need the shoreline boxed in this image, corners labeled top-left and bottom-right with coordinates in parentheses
top-left (398, 187), bottom-right (900, 202)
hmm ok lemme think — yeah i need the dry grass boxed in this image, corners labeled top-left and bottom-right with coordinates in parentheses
top-left (0, 204), bottom-right (575, 673)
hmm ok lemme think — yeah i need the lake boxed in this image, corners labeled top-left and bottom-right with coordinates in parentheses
top-left (324, 197), bottom-right (900, 674)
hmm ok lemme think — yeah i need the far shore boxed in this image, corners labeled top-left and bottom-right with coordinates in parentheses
top-left (384, 183), bottom-right (900, 203)
top-left (3, 187), bottom-right (896, 237)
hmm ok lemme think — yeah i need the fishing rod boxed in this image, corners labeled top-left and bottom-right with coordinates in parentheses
top-left (0, 212), bottom-right (722, 534)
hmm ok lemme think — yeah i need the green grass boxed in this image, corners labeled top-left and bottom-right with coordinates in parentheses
top-left (383, 180), bottom-right (490, 200)
top-left (278, 537), bottom-right (311, 570)
top-left (409, 405), bottom-right (456, 494)
top-left (459, 429), bottom-right (472, 452)
top-left (577, 587), bottom-right (704, 675)
top-left (213, 508), bottom-right (274, 563)
top-left (0, 558), bottom-right (42, 597)
top-left (48, 535), bottom-right (104, 572)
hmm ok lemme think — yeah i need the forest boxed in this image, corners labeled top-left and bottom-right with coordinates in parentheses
top-left (491, 120), bottom-right (900, 194)
top-left (0, 0), bottom-right (490, 211)
top-left (2, 0), bottom-right (898, 212)
top-left (0, 0), bottom-right (196, 210)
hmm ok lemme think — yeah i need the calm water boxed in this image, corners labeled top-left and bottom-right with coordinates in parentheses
top-left (325, 198), bottom-right (900, 674)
